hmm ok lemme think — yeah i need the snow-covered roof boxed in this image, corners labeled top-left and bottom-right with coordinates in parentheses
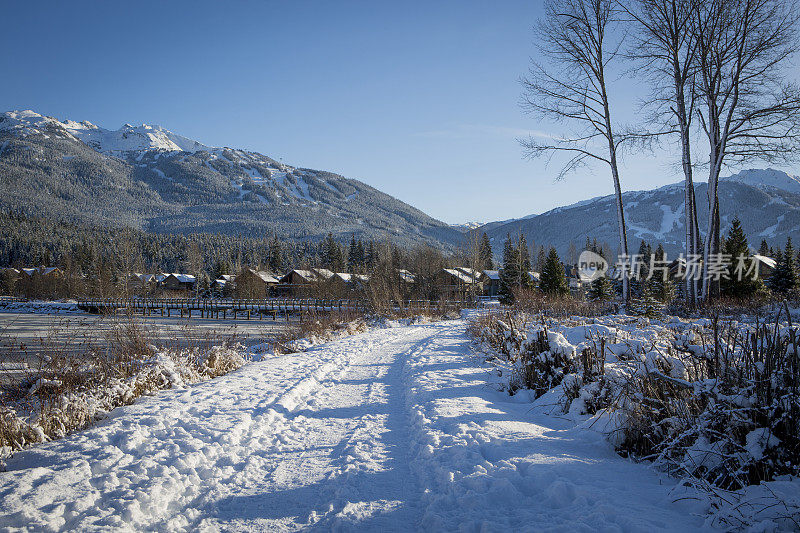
top-left (247, 269), bottom-right (279, 284)
top-left (281, 270), bottom-right (317, 283)
top-left (483, 270), bottom-right (500, 281)
top-left (443, 269), bottom-right (476, 284)
top-left (163, 273), bottom-right (196, 283)
top-left (752, 254), bottom-right (777, 269)
top-left (398, 269), bottom-right (416, 283)
top-left (528, 271), bottom-right (541, 282)
top-left (456, 267), bottom-right (482, 282)
top-left (313, 268), bottom-right (335, 280)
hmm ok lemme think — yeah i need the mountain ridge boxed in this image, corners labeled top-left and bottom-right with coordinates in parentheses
top-left (0, 110), bottom-right (463, 248)
top-left (479, 168), bottom-right (800, 259)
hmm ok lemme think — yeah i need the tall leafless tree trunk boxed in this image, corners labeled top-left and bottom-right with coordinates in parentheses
top-left (694, 0), bottom-right (800, 302)
top-left (521, 0), bottom-right (632, 301)
top-left (624, 0), bottom-right (702, 305)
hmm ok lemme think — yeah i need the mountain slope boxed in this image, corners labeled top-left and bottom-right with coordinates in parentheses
top-left (0, 110), bottom-right (462, 247)
top-left (483, 168), bottom-right (800, 258)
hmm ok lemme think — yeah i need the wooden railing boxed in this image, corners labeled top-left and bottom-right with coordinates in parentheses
top-left (75, 297), bottom-right (471, 320)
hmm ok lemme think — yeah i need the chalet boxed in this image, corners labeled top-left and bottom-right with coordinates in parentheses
top-left (398, 269), bottom-right (416, 284)
top-left (213, 274), bottom-right (236, 289)
top-left (20, 267), bottom-right (64, 278)
top-left (456, 267), bottom-right (484, 284)
top-left (751, 254), bottom-right (777, 278)
top-left (482, 270), bottom-right (500, 297)
top-left (333, 273), bottom-right (369, 284)
top-left (160, 273), bottom-right (196, 291)
top-left (280, 269), bottom-right (319, 285)
top-left (127, 273), bottom-right (157, 291)
top-left (238, 269), bottom-right (279, 287)
top-left (312, 268), bottom-right (335, 281)
top-left (438, 268), bottom-right (482, 300)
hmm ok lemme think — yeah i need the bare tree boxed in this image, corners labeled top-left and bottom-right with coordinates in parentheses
top-left (624, 0), bottom-right (703, 304)
top-left (521, 0), bottom-right (633, 301)
top-left (693, 0), bottom-right (800, 301)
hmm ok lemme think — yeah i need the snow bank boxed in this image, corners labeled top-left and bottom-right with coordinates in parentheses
top-left (0, 300), bottom-right (82, 314)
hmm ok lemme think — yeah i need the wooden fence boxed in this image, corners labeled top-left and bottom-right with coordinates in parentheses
top-left (75, 297), bottom-right (471, 320)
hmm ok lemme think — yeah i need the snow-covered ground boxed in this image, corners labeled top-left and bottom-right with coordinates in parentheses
top-left (0, 300), bottom-right (82, 315)
top-left (0, 319), bottom-right (714, 531)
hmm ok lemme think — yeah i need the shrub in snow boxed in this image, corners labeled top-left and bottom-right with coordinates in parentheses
top-left (0, 344), bottom-right (248, 466)
top-left (469, 308), bottom-right (800, 528)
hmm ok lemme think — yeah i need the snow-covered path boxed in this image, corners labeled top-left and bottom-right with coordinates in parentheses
top-left (0, 320), bottom-right (711, 532)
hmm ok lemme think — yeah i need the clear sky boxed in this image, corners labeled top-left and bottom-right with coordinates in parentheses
top-left (1, 1), bottom-right (793, 224)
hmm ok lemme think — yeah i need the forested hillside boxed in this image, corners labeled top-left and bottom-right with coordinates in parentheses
top-left (0, 111), bottom-right (462, 248)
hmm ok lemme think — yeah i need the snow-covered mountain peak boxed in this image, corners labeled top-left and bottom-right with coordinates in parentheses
top-left (723, 168), bottom-right (800, 195)
top-left (0, 109), bottom-right (213, 155)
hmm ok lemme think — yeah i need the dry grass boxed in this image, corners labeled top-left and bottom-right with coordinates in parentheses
top-left (468, 307), bottom-right (800, 503)
top-left (0, 313), bottom-right (247, 463)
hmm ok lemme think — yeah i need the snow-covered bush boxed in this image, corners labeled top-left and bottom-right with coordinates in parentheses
top-left (0, 319), bottom-right (249, 467)
top-left (469, 309), bottom-right (800, 528)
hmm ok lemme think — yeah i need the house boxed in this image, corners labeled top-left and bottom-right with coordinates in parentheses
top-left (160, 273), bottom-right (197, 291)
top-left (127, 273), bottom-right (157, 291)
top-left (438, 268), bottom-right (482, 300)
top-left (751, 254), bottom-right (777, 278)
top-left (213, 274), bottom-right (236, 289)
top-left (238, 269), bottom-right (279, 286)
top-left (312, 268), bottom-right (335, 281)
top-left (482, 270), bottom-right (500, 297)
top-left (278, 269), bottom-right (320, 295)
top-left (456, 267), bottom-right (484, 284)
top-left (279, 269), bottom-right (319, 285)
top-left (398, 269), bottom-right (416, 284)
top-left (20, 266), bottom-right (63, 278)
top-left (235, 269), bottom-right (279, 297)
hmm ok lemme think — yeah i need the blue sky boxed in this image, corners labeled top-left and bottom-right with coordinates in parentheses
top-left (1, 1), bottom-right (792, 224)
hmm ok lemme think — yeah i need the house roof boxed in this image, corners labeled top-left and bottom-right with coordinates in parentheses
top-left (132, 273), bottom-right (156, 282)
top-left (482, 270), bottom-right (500, 280)
top-left (247, 269), bottom-right (279, 284)
top-left (752, 254), bottom-right (777, 269)
top-left (397, 269), bottom-right (416, 283)
top-left (312, 268), bottom-right (335, 280)
top-left (280, 269), bottom-right (317, 283)
top-left (455, 267), bottom-right (483, 282)
top-left (443, 268), bottom-right (476, 284)
top-left (163, 273), bottom-right (196, 283)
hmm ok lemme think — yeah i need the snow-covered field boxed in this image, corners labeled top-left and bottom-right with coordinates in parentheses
top-left (0, 300), bottom-right (82, 315)
top-left (0, 318), bottom-right (723, 531)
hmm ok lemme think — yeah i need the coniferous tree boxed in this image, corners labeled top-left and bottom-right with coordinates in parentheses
top-left (536, 246), bottom-right (546, 272)
top-left (479, 233), bottom-right (494, 270)
top-left (720, 217), bottom-right (760, 298)
top-left (587, 275), bottom-right (614, 301)
top-left (518, 234), bottom-right (532, 286)
top-left (649, 244), bottom-right (675, 303)
top-left (539, 247), bottom-right (568, 296)
top-left (769, 238), bottom-right (798, 294)
top-left (498, 235), bottom-right (520, 305)
top-left (758, 239), bottom-right (770, 257)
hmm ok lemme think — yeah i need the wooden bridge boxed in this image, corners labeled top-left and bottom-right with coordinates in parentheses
top-left (75, 297), bottom-right (470, 320)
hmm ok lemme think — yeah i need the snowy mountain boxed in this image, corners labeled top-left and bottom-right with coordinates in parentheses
top-left (0, 110), bottom-right (462, 247)
top-left (482, 168), bottom-right (800, 259)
